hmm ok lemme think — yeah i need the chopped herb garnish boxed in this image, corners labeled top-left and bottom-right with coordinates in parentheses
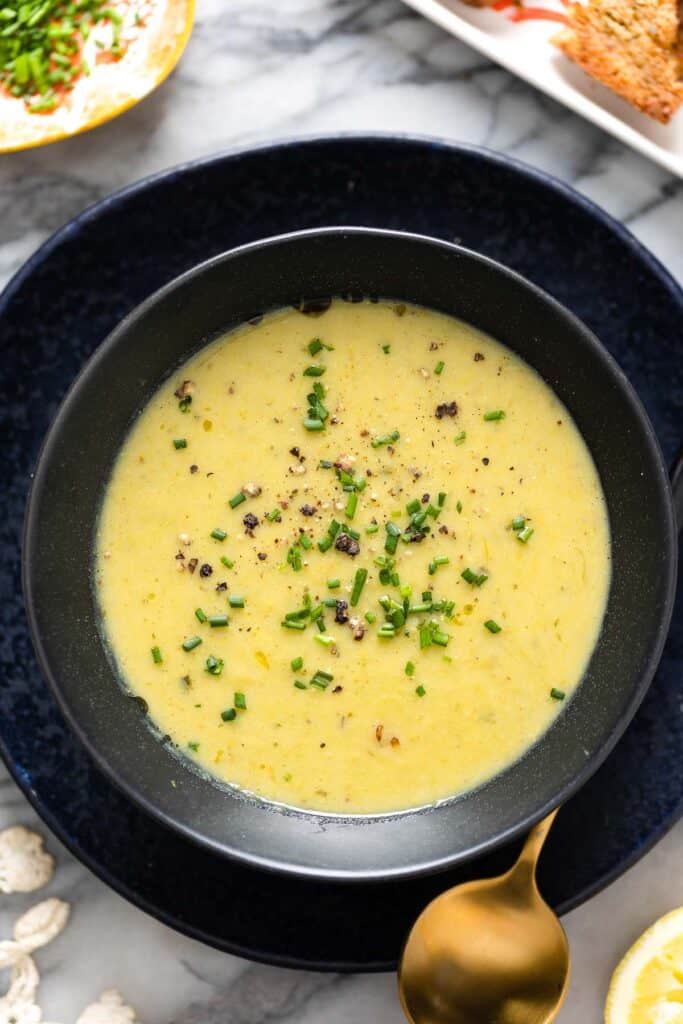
top-left (281, 619), bottom-right (307, 631)
top-left (287, 545), bottom-right (303, 571)
top-left (210, 528), bottom-right (227, 542)
top-left (345, 491), bottom-right (358, 519)
top-left (303, 365), bottom-right (326, 377)
top-left (456, 500), bottom-right (463, 514)
top-left (303, 417), bottom-right (324, 431)
top-left (220, 556), bottom-right (234, 569)
top-left (308, 338), bottom-right (323, 356)
top-left (406, 498), bottom-right (421, 515)
top-left (454, 431), bottom-right (466, 445)
top-left (438, 492), bottom-right (447, 508)
top-left (434, 360), bottom-right (445, 375)
top-left (365, 611), bottom-right (376, 624)
top-left (294, 680), bottom-right (308, 690)
top-left (382, 343), bottom-right (391, 354)
top-left (377, 623), bottom-right (396, 639)
top-left (483, 410), bottom-right (505, 421)
top-left (350, 567), bottom-right (368, 606)
top-left (415, 685), bottom-right (426, 697)
top-left (229, 492), bottom-right (246, 509)
top-left (511, 515), bottom-right (526, 532)
top-left (299, 534), bottom-right (313, 550)
top-left (550, 688), bottom-right (566, 701)
top-left (290, 656), bottom-right (304, 672)
top-left (234, 692), bottom-right (247, 710)
top-left (371, 429), bottom-right (400, 448)
top-left (318, 535), bottom-right (333, 553)
top-left (188, 742), bottom-right (200, 752)
top-left (209, 614), bottom-right (229, 628)
top-left (221, 708), bottom-right (237, 721)
top-left (461, 568), bottom-right (488, 587)
top-left (314, 634), bottom-right (335, 647)
top-left (365, 522), bottom-right (379, 534)
top-left (319, 459), bottom-right (333, 469)
top-left (405, 661), bottom-right (415, 677)
top-left (484, 619), bottom-right (502, 634)
top-left (205, 655), bottom-right (224, 675)
top-left (195, 608), bottom-right (207, 624)
top-left (310, 669), bottom-right (333, 690)
top-left (182, 636), bottom-right (203, 651)
top-left (517, 526), bottom-right (534, 543)
top-left (428, 556), bottom-right (450, 575)
top-left (265, 508), bottom-right (281, 522)
top-left (228, 595), bottom-right (245, 608)
top-left (151, 646), bottom-right (162, 664)
top-left (173, 438), bottom-right (187, 450)
top-left (327, 578), bottom-right (341, 590)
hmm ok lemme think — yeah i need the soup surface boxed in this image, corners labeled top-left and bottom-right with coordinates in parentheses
top-left (96, 300), bottom-right (610, 813)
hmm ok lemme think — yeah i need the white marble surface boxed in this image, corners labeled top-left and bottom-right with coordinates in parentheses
top-left (1, 0), bottom-right (682, 1020)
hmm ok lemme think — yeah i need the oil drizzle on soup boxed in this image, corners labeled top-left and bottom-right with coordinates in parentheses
top-left (95, 300), bottom-right (610, 813)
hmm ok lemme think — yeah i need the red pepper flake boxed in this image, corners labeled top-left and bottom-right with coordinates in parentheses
top-left (507, 6), bottom-right (568, 22)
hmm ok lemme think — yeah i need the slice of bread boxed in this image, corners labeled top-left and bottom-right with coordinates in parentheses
top-left (553, 0), bottom-right (683, 123)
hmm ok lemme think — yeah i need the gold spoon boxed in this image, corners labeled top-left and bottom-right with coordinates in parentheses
top-left (399, 809), bottom-right (569, 1024)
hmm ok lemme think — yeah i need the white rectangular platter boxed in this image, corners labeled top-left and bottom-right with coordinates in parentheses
top-left (403, 0), bottom-right (683, 178)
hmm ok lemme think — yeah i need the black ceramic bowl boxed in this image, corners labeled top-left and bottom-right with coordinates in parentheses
top-left (24, 227), bottom-right (680, 881)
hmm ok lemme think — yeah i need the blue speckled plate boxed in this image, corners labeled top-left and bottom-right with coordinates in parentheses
top-left (0, 135), bottom-right (681, 972)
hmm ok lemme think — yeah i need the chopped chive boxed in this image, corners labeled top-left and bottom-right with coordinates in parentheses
top-left (371, 429), bottom-right (400, 448)
top-left (328, 519), bottom-right (341, 538)
top-left (205, 655), bottom-right (224, 675)
top-left (220, 556), bottom-right (234, 569)
top-left (265, 508), bottom-right (281, 522)
top-left (550, 688), bottom-right (566, 701)
top-left (419, 623), bottom-right (432, 649)
top-left (483, 410), bottom-right (505, 421)
top-left (377, 623), bottom-right (396, 638)
top-left (281, 619), bottom-right (307, 630)
top-left (151, 646), bottom-right (162, 664)
top-left (318, 535), bottom-right (333, 553)
top-left (319, 459), bottom-right (333, 469)
top-left (182, 635), bottom-right (203, 651)
top-left (350, 568), bottom-right (368, 606)
top-left (195, 608), bottom-right (207, 623)
top-left (188, 741), bottom-right (200, 752)
top-left (431, 629), bottom-right (450, 647)
top-left (406, 498), bottom-right (421, 515)
top-left (428, 556), bottom-right (450, 575)
top-left (221, 708), bottom-right (237, 722)
top-left (426, 504), bottom-right (440, 519)
top-left (345, 491), bottom-right (358, 519)
top-left (422, 591), bottom-right (433, 602)
top-left (484, 619), bottom-right (502, 634)
top-left (229, 492), bottom-right (246, 509)
top-left (303, 417), bottom-right (324, 431)
top-left (322, 598), bottom-right (338, 607)
top-left (365, 611), bottom-right (376, 624)
top-left (209, 614), bottom-right (229, 628)
top-left (234, 692), bottom-right (247, 710)
top-left (409, 602), bottom-right (432, 614)
top-left (314, 634), bottom-right (335, 647)
top-left (228, 595), bottom-right (245, 608)
top-left (456, 500), bottom-right (463, 514)
top-left (454, 431), bottom-right (466, 445)
top-left (415, 685), bottom-right (426, 697)
top-left (405, 661), bottom-right (415, 677)
top-left (173, 438), bottom-right (187, 449)
top-left (326, 578), bottom-right (340, 591)
top-left (287, 545), bottom-right (303, 571)
top-left (308, 338), bottom-right (323, 356)
top-left (303, 365), bottom-right (326, 377)
top-left (461, 568), bottom-right (488, 587)
top-left (290, 656), bottom-right (304, 672)
top-left (517, 526), bottom-right (534, 543)
top-left (294, 680), bottom-right (308, 689)
top-left (179, 395), bottom-right (192, 412)
top-left (434, 360), bottom-right (445, 375)
top-left (354, 476), bottom-right (367, 492)
top-left (299, 534), bottom-right (313, 550)
top-left (382, 343), bottom-right (391, 354)
top-left (511, 515), bottom-right (526, 532)
top-left (211, 528), bottom-right (227, 542)
top-left (345, 526), bottom-right (361, 540)
top-left (438, 492), bottom-right (446, 508)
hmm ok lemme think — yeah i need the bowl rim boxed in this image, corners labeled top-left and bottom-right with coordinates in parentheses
top-left (22, 224), bottom-right (678, 881)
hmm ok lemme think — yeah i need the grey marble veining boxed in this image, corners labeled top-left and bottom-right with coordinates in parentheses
top-left (0, 1), bottom-right (682, 1021)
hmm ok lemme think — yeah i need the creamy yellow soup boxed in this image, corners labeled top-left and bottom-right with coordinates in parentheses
top-left (96, 299), bottom-right (610, 814)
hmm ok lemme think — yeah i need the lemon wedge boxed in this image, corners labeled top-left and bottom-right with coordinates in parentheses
top-left (606, 907), bottom-right (683, 1024)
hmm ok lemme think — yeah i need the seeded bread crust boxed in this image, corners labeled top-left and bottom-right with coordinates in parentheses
top-left (553, 0), bottom-right (683, 123)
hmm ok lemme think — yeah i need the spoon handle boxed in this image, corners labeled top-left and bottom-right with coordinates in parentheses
top-left (509, 808), bottom-right (559, 889)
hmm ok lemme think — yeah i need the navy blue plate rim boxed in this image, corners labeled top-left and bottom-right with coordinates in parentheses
top-left (1, 132), bottom-right (682, 972)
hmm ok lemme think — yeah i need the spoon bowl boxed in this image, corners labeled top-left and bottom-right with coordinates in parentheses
top-left (399, 811), bottom-right (569, 1024)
